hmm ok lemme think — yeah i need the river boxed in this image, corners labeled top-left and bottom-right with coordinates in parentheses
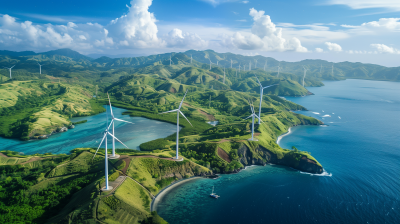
top-left (0, 106), bottom-right (178, 155)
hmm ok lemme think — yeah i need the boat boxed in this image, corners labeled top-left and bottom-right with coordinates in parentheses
top-left (210, 186), bottom-right (219, 199)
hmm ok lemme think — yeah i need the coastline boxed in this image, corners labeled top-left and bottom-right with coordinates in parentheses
top-left (276, 127), bottom-right (292, 144)
top-left (151, 176), bottom-right (202, 212)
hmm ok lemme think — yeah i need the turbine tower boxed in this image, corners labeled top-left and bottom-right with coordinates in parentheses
top-left (223, 67), bottom-right (226, 84)
top-left (255, 59), bottom-right (258, 68)
top-left (243, 65), bottom-right (246, 71)
top-left (107, 93), bottom-right (134, 159)
top-left (93, 108), bottom-right (129, 191)
top-left (37, 63), bottom-right (42, 74)
top-left (159, 90), bottom-right (192, 161)
top-left (231, 59), bottom-right (233, 68)
top-left (4, 65), bottom-right (15, 79)
top-left (302, 66), bottom-right (308, 87)
top-left (170, 56), bottom-right (172, 66)
top-left (217, 60), bottom-right (219, 66)
top-left (254, 74), bottom-right (279, 124)
top-left (209, 59), bottom-right (213, 70)
top-left (244, 100), bottom-right (264, 141)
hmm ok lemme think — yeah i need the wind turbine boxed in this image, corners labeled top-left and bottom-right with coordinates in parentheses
top-left (217, 60), bottom-right (219, 66)
top-left (254, 74), bottom-right (279, 124)
top-left (244, 100), bottom-right (264, 141)
top-left (170, 56), bottom-right (172, 66)
top-left (159, 90), bottom-right (192, 160)
top-left (107, 93), bottom-right (134, 159)
top-left (302, 66), bottom-right (308, 87)
top-left (4, 65), bottom-right (15, 79)
top-left (231, 59), bottom-right (233, 68)
top-left (93, 108), bottom-right (129, 191)
top-left (254, 59), bottom-right (258, 68)
top-left (223, 67), bottom-right (226, 84)
top-left (209, 59), bottom-right (213, 70)
top-left (37, 63), bottom-right (43, 74)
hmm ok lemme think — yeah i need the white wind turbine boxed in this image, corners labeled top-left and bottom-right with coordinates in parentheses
top-left (107, 93), bottom-right (134, 159)
top-left (249, 62), bottom-right (252, 70)
top-left (4, 65), bottom-right (15, 79)
top-left (254, 74), bottom-right (279, 124)
top-left (169, 56), bottom-right (172, 66)
top-left (93, 108), bottom-right (129, 191)
top-left (254, 59), bottom-right (258, 68)
top-left (217, 60), bottom-right (219, 66)
top-left (209, 59), bottom-right (213, 70)
top-left (159, 90), bottom-right (192, 160)
top-left (302, 66), bottom-right (308, 87)
top-left (244, 100), bottom-right (264, 141)
top-left (37, 63), bottom-right (43, 74)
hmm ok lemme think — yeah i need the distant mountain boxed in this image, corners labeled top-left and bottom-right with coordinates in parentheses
top-left (0, 50), bottom-right (36, 57)
top-left (41, 48), bottom-right (92, 61)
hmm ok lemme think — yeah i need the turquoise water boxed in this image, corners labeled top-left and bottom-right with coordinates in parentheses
top-left (157, 79), bottom-right (400, 224)
top-left (0, 106), bottom-right (178, 154)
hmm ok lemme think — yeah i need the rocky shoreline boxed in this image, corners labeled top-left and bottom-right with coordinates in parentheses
top-left (30, 125), bottom-right (75, 140)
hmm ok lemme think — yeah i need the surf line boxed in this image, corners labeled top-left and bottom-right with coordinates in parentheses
top-left (276, 127), bottom-right (292, 144)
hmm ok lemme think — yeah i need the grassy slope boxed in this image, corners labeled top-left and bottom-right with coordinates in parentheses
top-left (0, 80), bottom-right (105, 139)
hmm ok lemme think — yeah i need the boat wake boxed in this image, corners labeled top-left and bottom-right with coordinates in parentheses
top-left (300, 169), bottom-right (332, 177)
top-left (312, 112), bottom-right (320, 115)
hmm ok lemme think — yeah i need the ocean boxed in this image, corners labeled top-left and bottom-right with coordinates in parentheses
top-left (156, 79), bottom-right (400, 224)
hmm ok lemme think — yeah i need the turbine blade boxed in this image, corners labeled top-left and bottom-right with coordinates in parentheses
top-left (107, 132), bottom-right (128, 148)
top-left (244, 115), bottom-right (253, 120)
top-left (107, 92), bottom-right (114, 117)
top-left (159, 109), bottom-right (178, 114)
top-left (107, 119), bottom-right (114, 131)
top-left (178, 89), bottom-right (188, 109)
top-left (179, 110), bottom-right (193, 127)
top-left (254, 74), bottom-right (261, 86)
top-left (263, 84), bottom-right (278, 89)
top-left (11, 65), bottom-right (15, 69)
top-left (255, 114), bottom-right (265, 123)
top-left (114, 117), bottom-right (134, 124)
top-left (93, 133), bottom-right (107, 160)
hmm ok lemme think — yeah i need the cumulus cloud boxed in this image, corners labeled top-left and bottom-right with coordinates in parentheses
top-left (325, 42), bottom-right (342, 51)
top-left (164, 28), bottom-right (207, 49)
top-left (370, 44), bottom-right (400, 54)
top-left (222, 8), bottom-right (307, 52)
top-left (315, 48), bottom-right (323, 52)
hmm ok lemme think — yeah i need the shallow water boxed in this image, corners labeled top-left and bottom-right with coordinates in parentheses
top-left (157, 79), bottom-right (400, 224)
top-left (0, 106), bottom-right (178, 154)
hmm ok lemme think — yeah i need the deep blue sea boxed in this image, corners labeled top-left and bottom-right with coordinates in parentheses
top-left (157, 79), bottom-right (400, 224)
top-left (0, 106), bottom-right (178, 154)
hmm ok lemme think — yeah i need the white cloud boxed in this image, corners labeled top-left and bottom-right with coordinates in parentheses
top-left (315, 48), bottom-right (323, 52)
top-left (242, 1), bottom-right (249, 3)
top-left (325, 42), bottom-right (342, 51)
top-left (107, 0), bottom-right (163, 48)
top-left (164, 28), bottom-right (207, 49)
top-left (327, 0), bottom-right (400, 11)
top-left (370, 43), bottom-right (400, 54)
top-left (199, 0), bottom-right (235, 7)
top-left (222, 8), bottom-right (307, 52)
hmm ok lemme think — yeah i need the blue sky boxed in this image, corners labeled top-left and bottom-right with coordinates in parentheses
top-left (1, 0), bottom-right (400, 66)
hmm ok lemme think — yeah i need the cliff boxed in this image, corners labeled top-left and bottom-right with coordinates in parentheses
top-left (237, 143), bottom-right (323, 174)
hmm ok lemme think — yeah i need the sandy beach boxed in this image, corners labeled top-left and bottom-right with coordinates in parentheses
top-left (276, 127), bottom-right (292, 144)
top-left (151, 177), bottom-right (202, 212)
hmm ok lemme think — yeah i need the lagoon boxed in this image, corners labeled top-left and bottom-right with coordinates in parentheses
top-left (0, 106), bottom-right (178, 155)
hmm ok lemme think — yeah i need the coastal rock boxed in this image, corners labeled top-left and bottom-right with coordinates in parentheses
top-left (237, 144), bottom-right (323, 174)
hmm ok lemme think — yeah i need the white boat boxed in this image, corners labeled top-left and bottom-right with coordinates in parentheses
top-left (210, 186), bottom-right (219, 199)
